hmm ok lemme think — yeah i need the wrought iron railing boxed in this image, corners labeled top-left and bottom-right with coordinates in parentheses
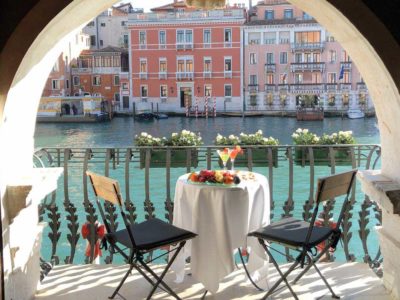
top-left (35, 145), bottom-right (382, 276)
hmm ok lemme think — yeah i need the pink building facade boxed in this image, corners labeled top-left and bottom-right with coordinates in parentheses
top-left (128, 8), bottom-right (246, 113)
top-left (243, 0), bottom-right (371, 111)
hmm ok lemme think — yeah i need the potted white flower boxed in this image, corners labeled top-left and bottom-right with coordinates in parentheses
top-left (292, 128), bottom-right (355, 166)
top-left (214, 130), bottom-right (279, 168)
top-left (135, 130), bottom-right (202, 168)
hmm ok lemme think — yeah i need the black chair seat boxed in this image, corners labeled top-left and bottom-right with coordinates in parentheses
top-left (249, 217), bottom-right (333, 248)
top-left (108, 218), bottom-right (197, 251)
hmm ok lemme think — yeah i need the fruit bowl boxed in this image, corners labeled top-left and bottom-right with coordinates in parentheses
top-left (187, 170), bottom-right (241, 186)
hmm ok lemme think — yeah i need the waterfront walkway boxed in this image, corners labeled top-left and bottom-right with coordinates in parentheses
top-left (36, 262), bottom-right (388, 299)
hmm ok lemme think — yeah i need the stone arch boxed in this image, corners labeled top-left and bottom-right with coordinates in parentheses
top-left (0, 0), bottom-right (399, 299)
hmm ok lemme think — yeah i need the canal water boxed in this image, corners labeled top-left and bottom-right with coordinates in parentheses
top-left (34, 116), bottom-right (381, 264)
top-left (35, 116), bottom-right (379, 147)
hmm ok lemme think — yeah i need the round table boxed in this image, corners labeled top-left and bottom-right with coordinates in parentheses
top-left (170, 171), bottom-right (270, 294)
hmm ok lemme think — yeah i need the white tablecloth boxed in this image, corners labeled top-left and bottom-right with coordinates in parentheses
top-left (171, 171), bottom-right (270, 293)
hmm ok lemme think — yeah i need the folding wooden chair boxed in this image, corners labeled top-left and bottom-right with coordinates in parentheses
top-left (248, 169), bottom-right (358, 300)
top-left (87, 171), bottom-right (196, 300)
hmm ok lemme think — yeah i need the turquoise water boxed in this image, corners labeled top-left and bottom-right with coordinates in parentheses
top-left (34, 116), bottom-right (381, 264)
top-left (35, 116), bottom-right (379, 147)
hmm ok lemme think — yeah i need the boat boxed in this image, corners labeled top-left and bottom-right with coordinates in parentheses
top-left (37, 96), bottom-right (112, 123)
top-left (296, 107), bottom-right (324, 121)
top-left (153, 113), bottom-right (168, 119)
top-left (135, 112), bottom-right (154, 121)
top-left (347, 109), bottom-right (365, 119)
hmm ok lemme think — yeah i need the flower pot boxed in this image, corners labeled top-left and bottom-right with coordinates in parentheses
top-left (218, 147), bottom-right (278, 169)
top-left (294, 147), bottom-right (352, 166)
top-left (140, 149), bottom-right (198, 169)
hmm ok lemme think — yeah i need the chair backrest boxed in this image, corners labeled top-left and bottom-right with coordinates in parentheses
top-left (315, 169), bottom-right (357, 204)
top-left (304, 169), bottom-right (358, 249)
top-left (87, 171), bottom-right (137, 248)
top-left (87, 171), bottom-right (122, 206)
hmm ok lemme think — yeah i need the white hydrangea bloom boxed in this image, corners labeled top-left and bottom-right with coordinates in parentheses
top-left (141, 132), bottom-right (148, 137)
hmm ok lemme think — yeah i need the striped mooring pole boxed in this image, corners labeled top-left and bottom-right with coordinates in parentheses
top-left (195, 97), bottom-right (198, 118)
top-left (213, 97), bottom-right (217, 117)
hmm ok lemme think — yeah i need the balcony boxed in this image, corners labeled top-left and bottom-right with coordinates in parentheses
top-left (290, 83), bottom-right (325, 94)
top-left (224, 41), bottom-right (232, 48)
top-left (264, 38), bottom-right (276, 45)
top-left (176, 72), bottom-right (194, 80)
top-left (248, 84), bottom-right (259, 93)
top-left (326, 83), bottom-right (338, 92)
top-left (203, 71), bottom-right (212, 79)
top-left (291, 42), bottom-right (325, 52)
top-left (139, 72), bottom-right (148, 80)
top-left (291, 62), bottom-right (325, 72)
top-left (339, 83), bottom-right (352, 91)
top-left (340, 61), bottom-right (352, 70)
top-left (92, 67), bottom-right (123, 74)
top-left (278, 84), bottom-right (290, 92)
top-left (71, 67), bottom-right (91, 74)
top-left (36, 262), bottom-right (387, 299)
top-left (32, 145), bottom-right (387, 299)
top-left (224, 71), bottom-right (232, 78)
top-left (158, 72), bottom-right (167, 80)
top-left (265, 84), bottom-right (276, 92)
top-left (265, 63), bottom-right (276, 73)
top-left (249, 39), bottom-right (261, 45)
top-left (357, 82), bottom-right (368, 91)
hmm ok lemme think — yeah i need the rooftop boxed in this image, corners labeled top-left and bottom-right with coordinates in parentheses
top-left (128, 9), bottom-right (246, 24)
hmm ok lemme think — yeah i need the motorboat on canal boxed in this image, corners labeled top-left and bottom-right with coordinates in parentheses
top-left (347, 109), bottom-right (365, 119)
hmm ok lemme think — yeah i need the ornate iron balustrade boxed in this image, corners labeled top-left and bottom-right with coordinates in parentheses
top-left (291, 42), bottom-right (325, 52)
top-left (265, 63), bottom-right (276, 73)
top-left (35, 145), bottom-right (382, 276)
top-left (340, 61), bottom-right (352, 70)
top-left (290, 62), bottom-right (325, 73)
top-left (290, 83), bottom-right (325, 94)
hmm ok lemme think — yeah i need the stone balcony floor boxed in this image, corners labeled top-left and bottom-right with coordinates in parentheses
top-left (35, 262), bottom-right (389, 300)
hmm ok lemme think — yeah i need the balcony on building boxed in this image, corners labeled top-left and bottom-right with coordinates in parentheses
top-left (176, 72), bottom-right (194, 80)
top-left (290, 83), bottom-right (325, 94)
top-left (71, 67), bottom-right (92, 75)
top-left (265, 84), bottom-right (276, 93)
top-left (326, 83), bottom-right (338, 92)
top-left (249, 39), bottom-right (261, 45)
top-left (203, 71), bottom-right (212, 79)
top-left (340, 61), bottom-right (352, 71)
top-left (290, 42), bottom-right (325, 52)
top-left (128, 9), bottom-right (246, 24)
top-left (339, 83), bottom-right (352, 91)
top-left (290, 62), bottom-right (325, 72)
top-left (92, 66), bottom-right (123, 74)
top-left (265, 63), bottom-right (276, 73)
top-left (357, 81), bottom-right (368, 91)
top-left (248, 84), bottom-right (259, 93)
top-left (176, 43), bottom-right (193, 50)
top-left (224, 71), bottom-right (232, 78)
top-left (33, 143), bottom-right (388, 300)
top-left (278, 84), bottom-right (290, 92)
top-left (139, 72), bottom-right (148, 80)
top-left (158, 72), bottom-right (167, 80)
